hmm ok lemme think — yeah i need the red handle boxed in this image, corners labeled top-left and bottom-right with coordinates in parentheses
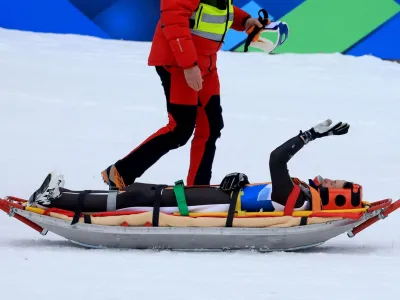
top-left (349, 199), bottom-right (400, 237)
top-left (1, 198), bottom-right (47, 235)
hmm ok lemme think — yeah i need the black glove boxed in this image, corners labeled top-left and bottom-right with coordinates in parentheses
top-left (220, 172), bottom-right (249, 192)
top-left (300, 119), bottom-right (350, 144)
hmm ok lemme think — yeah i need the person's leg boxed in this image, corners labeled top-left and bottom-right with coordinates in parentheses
top-left (35, 183), bottom-right (231, 213)
top-left (103, 66), bottom-right (198, 189)
top-left (269, 135), bottom-right (307, 208)
top-left (187, 69), bottom-right (224, 185)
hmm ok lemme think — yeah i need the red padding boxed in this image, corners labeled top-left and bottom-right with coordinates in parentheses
top-left (310, 212), bottom-right (364, 220)
top-left (91, 210), bottom-right (155, 217)
top-left (45, 208), bottom-right (167, 218)
top-left (45, 208), bottom-right (75, 217)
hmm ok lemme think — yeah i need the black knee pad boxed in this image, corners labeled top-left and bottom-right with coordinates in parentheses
top-left (204, 95), bottom-right (224, 140)
top-left (171, 125), bottom-right (195, 148)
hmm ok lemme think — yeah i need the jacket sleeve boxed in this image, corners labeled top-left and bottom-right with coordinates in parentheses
top-left (268, 135), bottom-right (306, 206)
top-left (231, 5), bottom-right (251, 32)
top-left (160, 0), bottom-right (199, 69)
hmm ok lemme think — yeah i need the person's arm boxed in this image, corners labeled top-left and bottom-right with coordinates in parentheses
top-left (160, 0), bottom-right (200, 69)
top-left (269, 119), bottom-right (350, 205)
top-left (231, 6), bottom-right (251, 31)
top-left (269, 136), bottom-right (305, 205)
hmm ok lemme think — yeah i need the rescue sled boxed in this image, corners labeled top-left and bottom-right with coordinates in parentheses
top-left (1, 195), bottom-right (399, 252)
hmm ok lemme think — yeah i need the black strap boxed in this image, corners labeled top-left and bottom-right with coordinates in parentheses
top-left (300, 217), bottom-right (308, 226)
top-left (319, 187), bottom-right (329, 206)
top-left (71, 190), bottom-right (91, 225)
top-left (83, 215), bottom-right (91, 224)
top-left (152, 185), bottom-right (167, 227)
top-left (226, 189), bottom-right (240, 227)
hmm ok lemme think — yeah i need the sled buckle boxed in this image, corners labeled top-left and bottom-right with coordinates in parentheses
top-left (8, 207), bottom-right (16, 217)
top-left (378, 210), bottom-right (387, 220)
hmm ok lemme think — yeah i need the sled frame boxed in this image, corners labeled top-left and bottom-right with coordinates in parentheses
top-left (1, 197), bottom-right (399, 252)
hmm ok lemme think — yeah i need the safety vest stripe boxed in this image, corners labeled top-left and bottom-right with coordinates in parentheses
top-left (190, 29), bottom-right (224, 41)
top-left (201, 13), bottom-right (234, 23)
top-left (189, 13), bottom-right (233, 24)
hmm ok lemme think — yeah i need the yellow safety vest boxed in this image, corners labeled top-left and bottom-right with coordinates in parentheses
top-left (189, 0), bottom-right (234, 42)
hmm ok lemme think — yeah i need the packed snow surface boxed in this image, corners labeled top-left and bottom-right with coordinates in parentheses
top-left (1, 28), bottom-right (400, 299)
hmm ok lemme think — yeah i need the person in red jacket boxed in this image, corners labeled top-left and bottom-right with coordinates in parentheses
top-left (102, 0), bottom-right (268, 190)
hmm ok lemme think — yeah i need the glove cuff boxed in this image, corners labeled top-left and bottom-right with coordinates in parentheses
top-left (299, 129), bottom-right (316, 144)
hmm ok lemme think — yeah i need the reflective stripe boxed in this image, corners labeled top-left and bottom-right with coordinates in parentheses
top-left (190, 12), bottom-right (233, 23)
top-left (106, 190), bottom-right (118, 212)
top-left (190, 29), bottom-right (224, 41)
top-left (189, 0), bottom-right (234, 42)
top-left (201, 13), bottom-right (233, 23)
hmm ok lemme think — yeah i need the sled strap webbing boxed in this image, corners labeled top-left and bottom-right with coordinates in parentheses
top-left (309, 187), bottom-right (322, 213)
top-left (152, 185), bottom-right (167, 227)
top-left (83, 215), bottom-right (91, 224)
top-left (71, 190), bottom-right (91, 225)
top-left (225, 189), bottom-right (241, 227)
top-left (173, 180), bottom-right (189, 216)
top-left (283, 185), bottom-right (301, 216)
top-left (106, 190), bottom-right (118, 212)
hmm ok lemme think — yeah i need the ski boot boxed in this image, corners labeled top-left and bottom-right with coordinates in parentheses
top-left (101, 165), bottom-right (126, 191)
top-left (28, 171), bottom-right (64, 208)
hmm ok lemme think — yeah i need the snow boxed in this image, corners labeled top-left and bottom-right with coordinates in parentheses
top-left (1, 27), bottom-right (400, 299)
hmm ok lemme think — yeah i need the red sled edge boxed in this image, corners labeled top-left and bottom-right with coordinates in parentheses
top-left (348, 199), bottom-right (400, 238)
top-left (0, 197), bottom-right (48, 235)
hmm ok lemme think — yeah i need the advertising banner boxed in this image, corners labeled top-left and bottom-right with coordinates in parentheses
top-left (0, 0), bottom-right (399, 60)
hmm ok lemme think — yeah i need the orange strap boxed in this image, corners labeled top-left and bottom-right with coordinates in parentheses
top-left (284, 185), bottom-right (301, 216)
top-left (309, 187), bottom-right (322, 213)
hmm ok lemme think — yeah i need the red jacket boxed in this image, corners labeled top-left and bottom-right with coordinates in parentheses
top-left (148, 0), bottom-right (250, 72)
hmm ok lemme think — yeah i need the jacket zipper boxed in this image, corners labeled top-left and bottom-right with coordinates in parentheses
top-left (219, 0), bottom-right (230, 45)
top-left (176, 38), bottom-right (183, 52)
top-left (196, 6), bottom-right (204, 29)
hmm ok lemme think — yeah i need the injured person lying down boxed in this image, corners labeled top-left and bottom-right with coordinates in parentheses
top-left (28, 119), bottom-right (363, 214)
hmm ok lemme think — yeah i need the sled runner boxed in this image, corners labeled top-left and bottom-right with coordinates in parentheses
top-left (1, 194), bottom-right (398, 252)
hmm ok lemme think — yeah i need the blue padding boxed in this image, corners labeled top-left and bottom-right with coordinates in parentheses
top-left (241, 184), bottom-right (275, 212)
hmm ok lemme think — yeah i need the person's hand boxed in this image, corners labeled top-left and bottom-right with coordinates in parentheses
top-left (220, 172), bottom-right (250, 192)
top-left (244, 18), bottom-right (264, 31)
top-left (244, 16), bottom-right (270, 43)
top-left (184, 65), bottom-right (203, 91)
top-left (300, 119), bottom-right (350, 144)
top-left (311, 119), bottom-right (350, 137)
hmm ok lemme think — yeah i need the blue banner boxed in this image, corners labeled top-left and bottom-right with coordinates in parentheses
top-left (0, 0), bottom-right (399, 60)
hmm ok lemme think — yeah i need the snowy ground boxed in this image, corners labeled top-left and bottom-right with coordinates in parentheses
top-left (1, 28), bottom-right (400, 299)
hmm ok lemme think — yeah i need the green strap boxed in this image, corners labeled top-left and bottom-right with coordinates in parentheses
top-left (173, 180), bottom-right (189, 216)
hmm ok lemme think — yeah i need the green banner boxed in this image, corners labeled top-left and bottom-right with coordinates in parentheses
top-left (236, 0), bottom-right (400, 54)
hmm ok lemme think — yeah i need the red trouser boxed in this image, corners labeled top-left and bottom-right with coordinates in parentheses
top-left (114, 65), bottom-right (224, 186)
